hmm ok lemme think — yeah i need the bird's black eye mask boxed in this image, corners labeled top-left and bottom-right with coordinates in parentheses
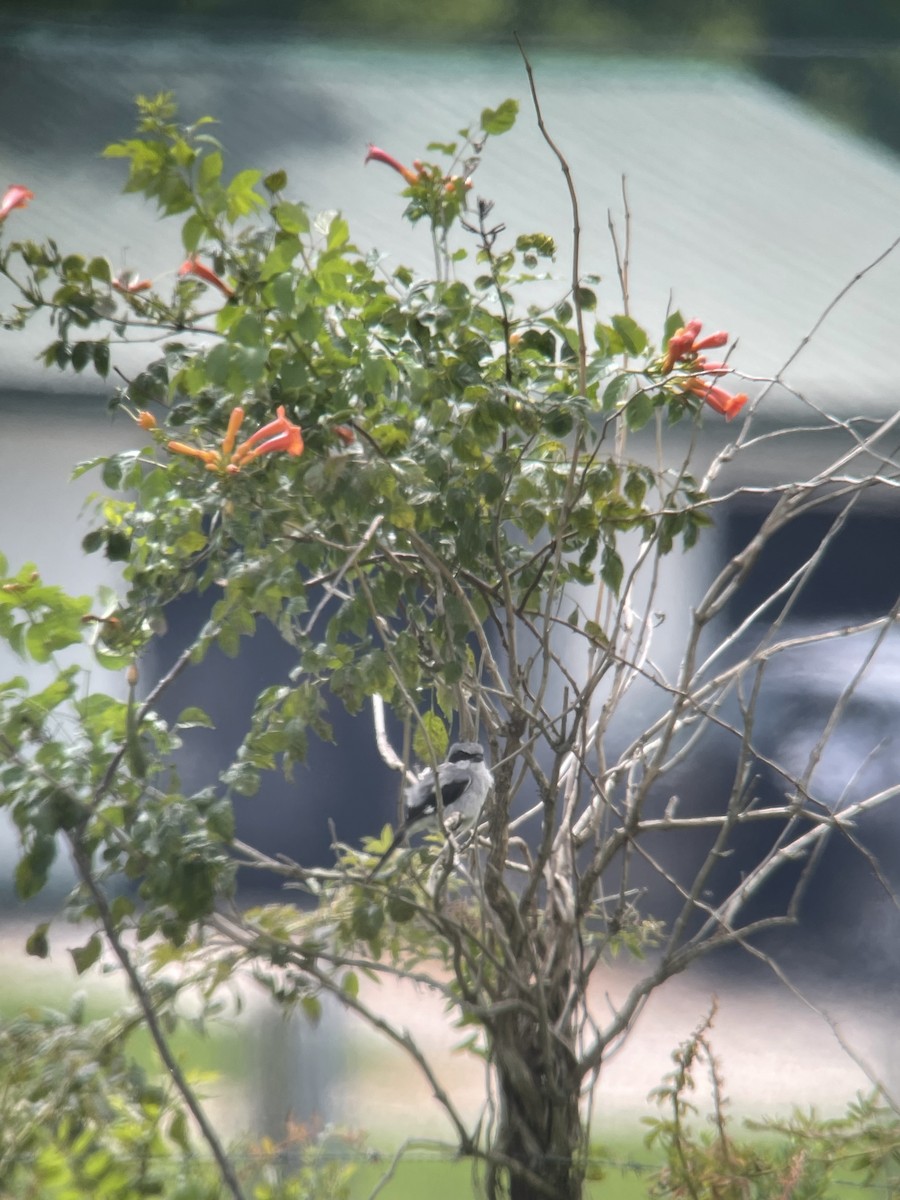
top-left (449, 749), bottom-right (483, 764)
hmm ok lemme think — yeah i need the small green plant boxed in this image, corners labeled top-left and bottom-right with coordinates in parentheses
top-left (645, 1004), bottom-right (900, 1199)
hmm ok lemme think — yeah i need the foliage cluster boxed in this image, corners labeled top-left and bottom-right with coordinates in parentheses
top-left (0, 988), bottom-right (361, 1200)
top-left (646, 1007), bottom-right (900, 1200)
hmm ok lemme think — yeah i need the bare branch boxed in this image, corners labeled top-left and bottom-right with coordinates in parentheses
top-left (68, 837), bottom-right (247, 1200)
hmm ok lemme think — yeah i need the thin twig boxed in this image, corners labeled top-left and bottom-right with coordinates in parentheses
top-left (301, 514), bottom-right (384, 637)
top-left (515, 33), bottom-right (586, 397)
top-left (68, 837), bottom-right (247, 1200)
top-left (371, 692), bottom-right (414, 781)
top-left (95, 640), bottom-right (197, 803)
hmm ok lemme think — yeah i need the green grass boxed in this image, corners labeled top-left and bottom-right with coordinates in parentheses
top-left (346, 1160), bottom-right (894, 1200)
top-left (345, 1137), bottom-right (898, 1199)
top-left (346, 1142), bottom-right (663, 1199)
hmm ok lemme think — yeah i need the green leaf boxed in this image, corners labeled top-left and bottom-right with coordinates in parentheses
top-left (387, 889), bottom-right (417, 923)
top-left (70, 933), bottom-right (102, 976)
top-left (273, 202), bottom-right (309, 234)
top-left (663, 309), bottom-right (686, 343)
top-left (413, 713), bottom-right (449, 764)
top-left (611, 314), bottom-right (648, 356)
top-left (62, 253), bottom-right (86, 275)
top-left (267, 272), bottom-right (296, 315)
top-left (234, 312), bottom-right (264, 347)
top-left (105, 530), bottom-right (132, 562)
top-left (519, 329), bottom-right (556, 359)
top-left (264, 168), bottom-right (288, 193)
top-left (24, 611), bottom-right (84, 662)
top-left (87, 256), bottom-right (112, 282)
top-left (543, 407), bottom-right (573, 436)
top-left (101, 455), bottom-right (125, 489)
top-left (226, 168), bottom-right (265, 219)
top-left (205, 342), bottom-right (232, 384)
top-left (584, 619), bottom-right (608, 646)
top-left (625, 391), bottom-right (654, 431)
top-left (602, 373), bottom-right (631, 411)
top-left (351, 901), bottom-right (385, 946)
top-left (341, 970), bottom-right (359, 999)
top-left (92, 342), bottom-right (110, 377)
top-left (624, 468), bottom-right (648, 507)
top-left (481, 98), bottom-right (519, 135)
top-left (25, 922), bottom-right (50, 959)
top-left (327, 216), bottom-right (350, 250)
top-left (174, 529), bottom-right (208, 555)
top-left (575, 285), bottom-right (597, 311)
top-left (175, 706), bottom-right (215, 729)
top-left (111, 894), bottom-right (135, 922)
top-left (301, 994), bottom-right (322, 1024)
top-left (181, 210), bottom-right (208, 253)
top-left (15, 836), bottom-right (56, 900)
top-left (515, 232), bottom-right (556, 258)
top-left (601, 545), bottom-right (624, 594)
top-left (260, 235), bottom-right (302, 279)
top-left (168, 1110), bottom-right (191, 1152)
top-left (71, 341), bottom-right (91, 373)
top-left (232, 344), bottom-right (267, 384)
top-left (198, 149), bottom-right (223, 190)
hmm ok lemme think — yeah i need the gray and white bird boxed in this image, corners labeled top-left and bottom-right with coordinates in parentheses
top-left (371, 741), bottom-right (493, 875)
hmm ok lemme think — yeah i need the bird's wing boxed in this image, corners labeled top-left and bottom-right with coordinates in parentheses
top-left (405, 769), bottom-right (471, 824)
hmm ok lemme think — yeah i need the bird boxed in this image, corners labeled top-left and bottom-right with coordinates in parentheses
top-left (370, 741), bottom-right (493, 875)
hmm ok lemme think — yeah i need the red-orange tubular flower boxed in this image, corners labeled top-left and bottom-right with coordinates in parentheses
top-left (412, 158), bottom-right (472, 194)
top-left (332, 424), bottom-right (355, 445)
top-left (365, 144), bottom-right (421, 186)
top-left (686, 376), bottom-right (748, 421)
top-left (167, 405), bottom-right (303, 471)
top-left (167, 440), bottom-right (220, 466)
top-left (113, 268), bottom-right (153, 294)
top-left (220, 405), bottom-right (246, 458)
top-left (662, 318), bottom-right (729, 373)
top-left (178, 256), bottom-right (235, 299)
top-left (231, 406), bottom-right (304, 465)
top-left (0, 184), bottom-right (34, 222)
top-left (366, 145), bottom-right (471, 193)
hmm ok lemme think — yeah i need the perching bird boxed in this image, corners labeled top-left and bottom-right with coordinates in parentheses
top-left (370, 741), bottom-right (493, 875)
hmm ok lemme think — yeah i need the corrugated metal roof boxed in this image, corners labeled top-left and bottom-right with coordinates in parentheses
top-left (2, 31), bottom-right (899, 410)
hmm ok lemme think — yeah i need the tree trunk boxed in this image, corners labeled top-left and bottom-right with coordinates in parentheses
top-left (488, 1013), bottom-right (585, 1200)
